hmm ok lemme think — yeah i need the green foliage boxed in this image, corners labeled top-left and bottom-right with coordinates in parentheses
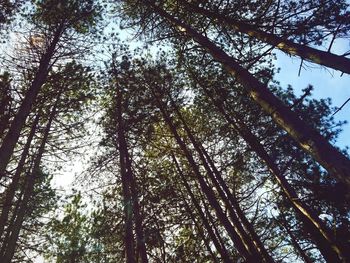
top-left (32, 0), bottom-right (102, 32)
top-left (1, 1), bottom-right (350, 262)
top-left (10, 171), bottom-right (59, 262)
top-left (42, 193), bottom-right (91, 262)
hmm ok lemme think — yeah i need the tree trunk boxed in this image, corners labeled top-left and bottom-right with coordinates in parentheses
top-left (115, 86), bottom-right (136, 263)
top-left (172, 154), bottom-right (233, 263)
top-left (0, 114), bottom-right (40, 239)
top-left (147, 2), bottom-right (350, 201)
top-left (0, 82), bottom-right (11, 139)
top-left (152, 89), bottom-right (254, 262)
top-left (277, 216), bottom-right (314, 263)
top-left (1, 99), bottom-right (58, 263)
top-left (124, 139), bottom-right (149, 263)
top-left (168, 96), bottom-right (274, 263)
top-left (200, 190), bottom-right (230, 257)
top-left (182, 1), bottom-right (350, 74)
top-left (180, 189), bottom-right (221, 263)
top-left (0, 23), bottom-right (64, 179)
top-left (0, 173), bottom-right (27, 257)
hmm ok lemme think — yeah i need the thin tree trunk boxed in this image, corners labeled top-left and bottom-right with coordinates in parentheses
top-left (151, 89), bottom-right (253, 262)
top-left (182, 1), bottom-right (350, 74)
top-left (172, 154), bottom-right (233, 263)
top-left (115, 86), bottom-right (136, 263)
top-left (201, 144), bottom-right (273, 262)
top-left (124, 140), bottom-right (149, 263)
top-left (0, 114), bottom-right (40, 239)
top-left (0, 86), bottom-right (11, 139)
top-left (277, 216), bottom-right (314, 263)
top-left (201, 84), bottom-right (346, 262)
top-left (169, 97), bottom-right (274, 263)
top-left (147, 2), bottom-right (350, 201)
top-left (199, 190), bottom-right (229, 256)
top-left (114, 67), bottom-right (148, 263)
top-left (180, 189), bottom-right (220, 263)
top-left (0, 172), bottom-right (28, 257)
top-left (0, 23), bottom-right (64, 179)
top-left (1, 99), bottom-right (58, 263)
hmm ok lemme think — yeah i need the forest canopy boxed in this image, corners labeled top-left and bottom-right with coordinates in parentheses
top-left (0, 0), bottom-right (350, 262)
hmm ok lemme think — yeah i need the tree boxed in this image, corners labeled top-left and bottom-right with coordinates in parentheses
top-left (101, 54), bottom-right (151, 263)
top-left (0, 61), bottom-right (96, 261)
top-left (43, 193), bottom-right (92, 263)
top-left (1, 2), bottom-right (348, 262)
top-left (0, 0), bottom-right (100, 177)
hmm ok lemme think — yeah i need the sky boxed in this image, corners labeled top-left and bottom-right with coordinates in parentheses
top-left (274, 46), bottom-right (350, 153)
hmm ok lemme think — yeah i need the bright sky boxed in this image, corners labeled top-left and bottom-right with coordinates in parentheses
top-left (275, 43), bottom-right (350, 153)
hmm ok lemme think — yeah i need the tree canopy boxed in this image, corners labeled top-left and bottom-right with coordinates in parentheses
top-left (0, 0), bottom-right (349, 262)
